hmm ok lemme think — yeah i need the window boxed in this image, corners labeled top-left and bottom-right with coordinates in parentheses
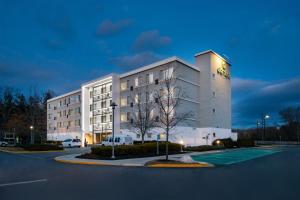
top-left (212, 73), bottom-right (216, 79)
top-left (127, 112), bottom-right (130, 121)
top-left (110, 85), bottom-right (112, 91)
top-left (48, 104), bottom-right (51, 109)
top-left (213, 91), bottom-right (216, 97)
top-left (58, 111), bottom-right (62, 117)
top-left (90, 117), bottom-right (93, 124)
top-left (75, 107), bottom-right (80, 114)
top-left (63, 110), bottom-right (67, 116)
top-left (130, 86), bottom-right (133, 91)
top-left (213, 133), bottom-right (216, 137)
top-left (146, 73), bottom-right (153, 84)
top-left (57, 122), bottom-right (61, 128)
top-left (64, 99), bottom-right (67, 105)
top-left (155, 98), bottom-right (158, 103)
top-left (120, 97), bottom-right (127, 107)
top-left (135, 93), bottom-right (140, 103)
top-left (120, 82), bottom-right (127, 91)
top-left (101, 101), bottom-right (106, 108)
top-left (78, 95), bottom-right (81, 102)
top-left (161, 67), bottom-right (173, 80)
top-left (68, 109), bottom-right (73, 115)
top-left (101, 115), bottom-right (106, 123)
top-left (110, 114), bottom-right (112, 122)
top-left (213, 108), bottom-right (215, 113)
top-left (48, 114), bottom-right (51, 119)
top-left (134, 77), bottom-right (139, 87)
top-left (90, 105), bottom-right (93, 111)
top-left (155, 79), bottom-right (159, 85)
top-left (121, 113), bottom-right (127, 122)
top-left (147, 133), bottom-right (152, 138)
top-left (150, 110), bottom-right (154, 119)
top-left (75, 119), bottom-right (81, 127)
top-left (155, 116), bottom-right (159, 122)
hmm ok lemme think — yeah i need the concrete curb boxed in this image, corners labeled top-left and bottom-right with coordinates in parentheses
top-left (0, 149), bottom-right (64, 154)
top-left (54, 153), bottom-right (213, 168)
top-left (54, 154), bottom-right (144, 167)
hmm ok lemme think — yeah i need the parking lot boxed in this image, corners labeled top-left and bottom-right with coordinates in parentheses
top-left (1, 146), bottom-right (300, 200)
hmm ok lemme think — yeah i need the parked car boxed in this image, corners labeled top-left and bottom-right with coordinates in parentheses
top-left (100, 135), bottom-right (133, 146)
top-left (62, 138), bottom-right (81, 148)
top-left (0, 141), bottom-right (8, 147)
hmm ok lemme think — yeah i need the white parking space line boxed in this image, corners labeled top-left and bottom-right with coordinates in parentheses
top-left (0, 179), bottom-right (47, 187)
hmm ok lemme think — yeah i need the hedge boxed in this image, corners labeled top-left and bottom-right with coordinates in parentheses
top-left (184, 145), bottom-right (225, 152)
top-left (91, 142), bottom-right (181, 157)
top-left (19, 144), bottom-right (63, 151)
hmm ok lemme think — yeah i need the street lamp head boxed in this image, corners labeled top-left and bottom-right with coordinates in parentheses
top-left (265, 115), bottom-right (270, 119)
top-left (179, 140), bottom-right (184, 145)
top-left (30, 126), bottom-right (34, 130)
top-left (110, 102), bottom-right (117, 109)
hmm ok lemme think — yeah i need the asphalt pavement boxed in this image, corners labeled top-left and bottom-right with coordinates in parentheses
top-left (1, 146), bottom-right (300, 200)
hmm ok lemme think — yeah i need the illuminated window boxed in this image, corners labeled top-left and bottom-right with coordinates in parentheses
top-left (135, 77), bottom-right (139, 87)
top-left (120, 82), bottom-right (127, 91)
top-left (120, 97), bottom-right (127, 107)
top-left (121, 113), bottom-right (127, 122)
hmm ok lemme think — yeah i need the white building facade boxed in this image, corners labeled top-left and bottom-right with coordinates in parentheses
top-left (47, 50), bottom-right (237, 146)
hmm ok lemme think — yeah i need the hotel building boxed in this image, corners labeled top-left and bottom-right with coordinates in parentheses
top-left (47, 50), bottom-right (237, 146)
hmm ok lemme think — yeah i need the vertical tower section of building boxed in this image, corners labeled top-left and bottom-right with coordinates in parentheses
top-left (195, 50), bottom-right (231, 130)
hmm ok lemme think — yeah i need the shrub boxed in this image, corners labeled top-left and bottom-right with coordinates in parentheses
top-left (212, 138), bottom-right (237, 148)
top-left (19, 144), bottom-right (63, 151)
top-left (237, 138), bottom-right (255, 147)
top-left (184, 145), bottom-right (225, 152)
top-left (91, 142), bottom-right (181, 157)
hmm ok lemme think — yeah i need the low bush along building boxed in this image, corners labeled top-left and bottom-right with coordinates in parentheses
top-left (47, 50), bottom-right (237, 147)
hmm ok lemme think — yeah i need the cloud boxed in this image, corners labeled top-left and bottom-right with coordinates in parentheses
top-left (96, 19), bottom-right (132, 37)
top-left (133, 30), bottom-right (171, 52)
top-left (109, 51), bottom-right (162, 69)
top-left (0, 62), bottom-right (56, 82)
top-left (233, 77), bottom-right (300, 128)
top-left (231, 78), bottom-right (268, 102)
top-left (38, 14), bottom-right (76, 50)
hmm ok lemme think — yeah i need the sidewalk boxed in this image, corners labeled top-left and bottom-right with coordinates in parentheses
top-left (54, 151), bottom-right (219, 167)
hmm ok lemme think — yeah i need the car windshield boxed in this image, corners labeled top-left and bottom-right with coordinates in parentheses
top-left (64, 139), bottom-right (72, 142)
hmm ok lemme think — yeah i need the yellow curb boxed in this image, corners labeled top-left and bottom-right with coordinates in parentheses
top-left (54, 158), bottom-right (112, 166)
top-left (0, 149), bottom-right (64, 154)
top-left (147, 163), bottom-right (212, 168)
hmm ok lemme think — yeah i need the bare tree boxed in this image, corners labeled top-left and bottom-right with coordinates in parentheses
top-left (154, 67), bottom-right (192, 160)
top-left (128, 83), bottom-right (156, 144)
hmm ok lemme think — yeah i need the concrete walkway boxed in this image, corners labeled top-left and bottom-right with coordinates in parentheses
top-left (54, 151), bottom-right (220, 167)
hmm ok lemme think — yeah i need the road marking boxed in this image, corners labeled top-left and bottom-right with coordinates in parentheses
top-left (0, 179), bottom-right (47, 187)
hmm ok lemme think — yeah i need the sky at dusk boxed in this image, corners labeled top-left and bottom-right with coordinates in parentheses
top-left (0, 0), bottom-right (300, 128)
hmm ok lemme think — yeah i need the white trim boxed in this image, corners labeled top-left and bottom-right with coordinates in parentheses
top-left (81, 73), bottom-right (116, 88)
top-left (47, 89), bottom-right (81, 103)
top-left (194, 50), bottom-right (231, 66)
top-left (120, 56), bottom-right (199, 78)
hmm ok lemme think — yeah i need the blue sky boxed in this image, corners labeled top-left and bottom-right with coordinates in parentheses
top-left (0, 0), bottom-right (300, 128)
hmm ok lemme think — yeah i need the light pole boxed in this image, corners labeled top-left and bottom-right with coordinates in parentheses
top-left (262, 114), bottom-right (270, 141)
top-left (256, 120), bottom-right (260, 140)
top-left (110, 102), bottom-right (117, 159)
top-left (179, 139), bottom-right (184, 152)
top-left (30, 126), bottom-right (34, 144)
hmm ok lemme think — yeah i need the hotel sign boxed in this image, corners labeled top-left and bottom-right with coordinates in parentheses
top-left (217, 62), bottom-right (230, 79)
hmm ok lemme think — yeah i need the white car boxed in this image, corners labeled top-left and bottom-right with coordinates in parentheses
top-left (0, 141), bottom-right (8, 146)
top-left (100, 135), bottom-right (133, 146)
top-left (62, 139), bottom-right (81, 148)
